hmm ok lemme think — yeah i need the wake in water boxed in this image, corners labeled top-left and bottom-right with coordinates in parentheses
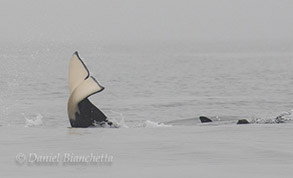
top-left (139, 120), bottom-right (172, 128)
top-left (250, 110), bottom-right (293, 124)
top-left (148, 109), bottom-right (293, 127)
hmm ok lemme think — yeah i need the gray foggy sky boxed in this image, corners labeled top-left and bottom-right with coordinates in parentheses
top-left (0, 0), bottom-right (293, 42)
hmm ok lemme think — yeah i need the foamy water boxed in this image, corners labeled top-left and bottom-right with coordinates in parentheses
top-left (1, 41), bottom-right (293, 177)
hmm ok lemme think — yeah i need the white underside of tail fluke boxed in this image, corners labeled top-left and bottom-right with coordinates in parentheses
top-left (69, 52), bottom-right (90, 94)
top-left (68, 51), bottom-right (104, 120)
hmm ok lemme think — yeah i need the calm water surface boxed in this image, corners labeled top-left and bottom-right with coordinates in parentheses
top-left (1, 41), bottom-right (293, 178)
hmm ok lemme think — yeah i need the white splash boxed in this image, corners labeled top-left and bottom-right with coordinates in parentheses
top-left (95, 110), bottom-right (129, 128)
top-left (114, 117), bottom-right (129, 128)
top-left (251, 110), bottom-right (293, 124)
top-left (24, 113), bottom-right (44, 127)
top-left (139, 120), bottom-right (172, 128)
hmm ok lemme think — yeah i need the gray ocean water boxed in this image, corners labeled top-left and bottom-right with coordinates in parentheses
top-left (1, 41), bottom-right (293, 126)
top-left (1, 41), bottom-right (293, 177)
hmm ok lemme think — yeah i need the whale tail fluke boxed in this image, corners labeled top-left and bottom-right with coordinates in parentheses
top-left (67, 51), bottom-right (109, 128)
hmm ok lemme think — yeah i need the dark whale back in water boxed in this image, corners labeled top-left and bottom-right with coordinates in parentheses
top-left (67, 51), bottom-right (111, 128)
top-left (237, 119), bottom-right (250, 124)
top-left (199, 116), bottom-right (213, 123)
